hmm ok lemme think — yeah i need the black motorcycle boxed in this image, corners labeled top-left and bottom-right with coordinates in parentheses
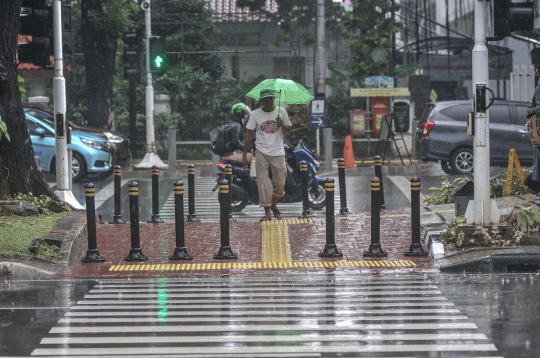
top-left (212, 140), bottom-right (326, 212)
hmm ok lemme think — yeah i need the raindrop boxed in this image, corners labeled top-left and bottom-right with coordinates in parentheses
top-left (526, 339), bottom-right (531, 350)
top-left (505, 278), bottom-right (510, 283)
top-left (118, 293), bottom-right (122, 300)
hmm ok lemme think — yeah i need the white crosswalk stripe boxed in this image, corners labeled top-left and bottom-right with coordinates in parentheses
top-left (159, 177), bottom-right (342, 222)
top-left (32, 275), bottom-right (501, 357)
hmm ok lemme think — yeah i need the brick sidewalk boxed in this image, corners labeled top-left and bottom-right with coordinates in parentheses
top-left (58, 209), bottom-right (435, 278)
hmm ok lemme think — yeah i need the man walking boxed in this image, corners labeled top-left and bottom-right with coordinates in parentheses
top-left (242, 89), bottom-right (292, 221)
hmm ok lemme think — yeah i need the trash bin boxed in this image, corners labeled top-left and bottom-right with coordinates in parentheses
top-left (454, 180), bottom-right (474, 217)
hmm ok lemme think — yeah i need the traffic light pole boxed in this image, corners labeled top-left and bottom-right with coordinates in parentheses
top-left (467, 0), bottom-right (499, 225)
top-left (52, 0), bottom-right (83, 210)
top-left (135, 0), bottom-right (166, 169)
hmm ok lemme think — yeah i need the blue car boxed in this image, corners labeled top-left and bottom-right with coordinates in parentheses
top-left (26, 113), bottom-right (112, 181)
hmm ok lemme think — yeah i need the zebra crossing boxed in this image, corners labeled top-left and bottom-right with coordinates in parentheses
top-left (159, 177), bottom-right (342, 222)
top-left (31, 275), bottom-right (501, 357)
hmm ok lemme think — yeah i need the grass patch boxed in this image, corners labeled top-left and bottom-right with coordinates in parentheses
top-left (0, 212), bottom-right (68, 261)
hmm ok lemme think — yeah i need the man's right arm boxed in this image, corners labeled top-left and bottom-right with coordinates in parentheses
top-left (242, 129), bottom-right (254, 169)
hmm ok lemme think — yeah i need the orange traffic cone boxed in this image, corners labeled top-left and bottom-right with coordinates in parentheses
top-left (343, 135), bottom-right (356, 168)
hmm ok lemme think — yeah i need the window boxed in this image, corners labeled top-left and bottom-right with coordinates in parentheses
top-left (439, 104), bottom-right (469, 122)
top-left (489, 104), bottom-right (511, 124)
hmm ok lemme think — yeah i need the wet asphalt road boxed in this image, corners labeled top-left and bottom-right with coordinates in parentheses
top-left (1, 273), bottom-right (539, 357)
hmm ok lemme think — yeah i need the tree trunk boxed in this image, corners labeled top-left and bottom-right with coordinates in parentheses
top-left (0, 0), bottom-right (53, 200)
top-left (81, 0), bottom-right (118, 129)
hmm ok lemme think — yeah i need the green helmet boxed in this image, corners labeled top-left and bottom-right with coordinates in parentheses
top-left (231, 103), bottom-right (251, 118)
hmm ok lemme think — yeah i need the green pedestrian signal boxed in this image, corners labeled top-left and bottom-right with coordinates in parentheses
top-left (153, 55), bottom-right (164, 69)
top-left (150, 37), bottom-right (166, 71)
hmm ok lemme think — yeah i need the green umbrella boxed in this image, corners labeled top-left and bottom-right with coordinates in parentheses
top-left (246, 78), bottom-right (314, 105)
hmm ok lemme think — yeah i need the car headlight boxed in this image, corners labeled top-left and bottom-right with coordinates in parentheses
top-left (104, 132), bottom-right (124, 144)
top-left (81, 138), bottom-right (110, 152)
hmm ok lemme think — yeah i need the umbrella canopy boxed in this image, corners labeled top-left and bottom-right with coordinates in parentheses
top-left (246, 78), bottom-right (314, 105)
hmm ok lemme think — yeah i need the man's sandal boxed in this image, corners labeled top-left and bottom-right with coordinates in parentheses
top-left (259, 215), bottom-right (271, 222)
top-left (270, 207), bottom-right (282, 220)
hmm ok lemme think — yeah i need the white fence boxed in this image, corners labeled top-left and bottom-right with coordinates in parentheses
top-left (510, 64), bottom-right (535, 103)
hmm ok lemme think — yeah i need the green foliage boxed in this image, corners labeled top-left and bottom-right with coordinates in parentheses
top-left (0, 115), bottom-right (9, 143)
top-left (441, 216), bottom-right (520, 249)
top-left (6, 193), bottom-right (56, 208)
top-left (87, 0), bottom-right (139, 34)
top-left (441, 215), bottom-right (466, 246)
top-left (394, 63), bottom-right (422, 78)
top-left (342, 0), bottom-right (402, 79)
top-left (508, 204), bottom-right (540, 233)
top-left (154, 112), bottom-right (184, 151)
top-left (424, 171), bottom-right (528, 206)
top-left (424, 176), bottom-right (469, 205)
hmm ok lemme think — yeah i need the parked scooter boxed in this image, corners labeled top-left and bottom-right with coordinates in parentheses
top-left (212, 139), bottom-right (326, 212)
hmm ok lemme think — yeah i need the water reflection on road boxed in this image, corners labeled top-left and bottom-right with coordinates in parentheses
top-left (1, 273), bottom-right (539, 357)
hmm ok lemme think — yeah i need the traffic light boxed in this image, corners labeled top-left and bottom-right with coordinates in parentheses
top-left (150, 37), bottom-right (166, 71)
top-left (492, 0), bottom-right (533, 41)
top-left (123, 30), bottom-right (141, 80)
top-left (18, 0), bottom-right (53, 67)
top-left (18, 1), bottom-right (72, 67)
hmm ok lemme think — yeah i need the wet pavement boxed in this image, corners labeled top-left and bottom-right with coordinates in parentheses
top-left (2, 273), bottom-right (539, 357)
top-left (58, 209), bottom-right (433, 279)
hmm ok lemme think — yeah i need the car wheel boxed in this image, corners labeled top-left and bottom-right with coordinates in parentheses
top-left (450, 148), bottom-right (473, 175)
top-left (440, 160), bottom-right (455, 175)
top-left (71, 152), bottom-right (87, 182)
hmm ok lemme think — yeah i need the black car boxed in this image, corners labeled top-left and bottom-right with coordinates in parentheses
top-left (415, 100), bottom-right (534, 175)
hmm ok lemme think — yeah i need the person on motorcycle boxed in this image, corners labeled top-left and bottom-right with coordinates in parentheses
top-left (242, 89), bottom-right (292, 221)
top-left (221, 103), bottom-right (256, 178)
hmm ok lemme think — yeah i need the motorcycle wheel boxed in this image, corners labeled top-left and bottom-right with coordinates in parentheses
top-left (231, 192), bottom-right (249, 212)
top-left (308, 183), bottom-right (326, 210)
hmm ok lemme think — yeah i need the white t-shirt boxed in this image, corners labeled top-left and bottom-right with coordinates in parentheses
top-left (246, 106), bottom-right (291, 156)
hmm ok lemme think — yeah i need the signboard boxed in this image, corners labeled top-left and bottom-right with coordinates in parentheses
top-left (364, 76), bottom-right (394, 88)
top-left (309, 95), bottom-right (325, 127)
top-left (349, 110), bottom-right (366, 136)
top-left (350, 87), bottom-right (410, 97)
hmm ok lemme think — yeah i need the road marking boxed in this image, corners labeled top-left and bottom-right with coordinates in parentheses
top-left (108, 260), bottom-right (416, 272)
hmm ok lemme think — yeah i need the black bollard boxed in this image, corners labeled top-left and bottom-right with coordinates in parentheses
top-left (124, 181), bottom-right (148, 261)
top-left (148, 166), bottom-right (164, 223)
top-left (81, 183), bottom-right (105, 262)
top-left (108, 165), bottom-right (125, 224)
top-left (404, 177), bottom-right (428, 256)
top-left (169, 180), bottom-right (193, 260)
top-left (186, 164), bottom-right (200, 222)
top-left (224, 164), bottom-right (235, 221)
top-left (337, 158), bottom-right (351, 215)
top-left (214, 179), bottom-right (237, 259)
top-left (363, 177), bottom-right (387, 257)
top-left (299, 161), bottom-right (312, 218)
top-left (373, 155), bottom-right (386, 210)
top-left (319, 178), bottom-right (343, 257)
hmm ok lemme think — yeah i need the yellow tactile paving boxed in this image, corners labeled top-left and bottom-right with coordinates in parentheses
top-left (108, 260), bottom-right (416, 272)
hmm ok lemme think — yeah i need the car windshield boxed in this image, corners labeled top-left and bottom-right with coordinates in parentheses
top-left (25, 109), bottom-right (55, 126)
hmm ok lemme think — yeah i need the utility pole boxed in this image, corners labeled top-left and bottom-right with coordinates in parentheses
top-left (135, 0), bottom-right (166, 169)
top-left (52, 0), bottom-right (83, 209)
top-left (467, 0), bottom-right (498, 225)
top-left (315, 0), bottom-right (325, 156)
